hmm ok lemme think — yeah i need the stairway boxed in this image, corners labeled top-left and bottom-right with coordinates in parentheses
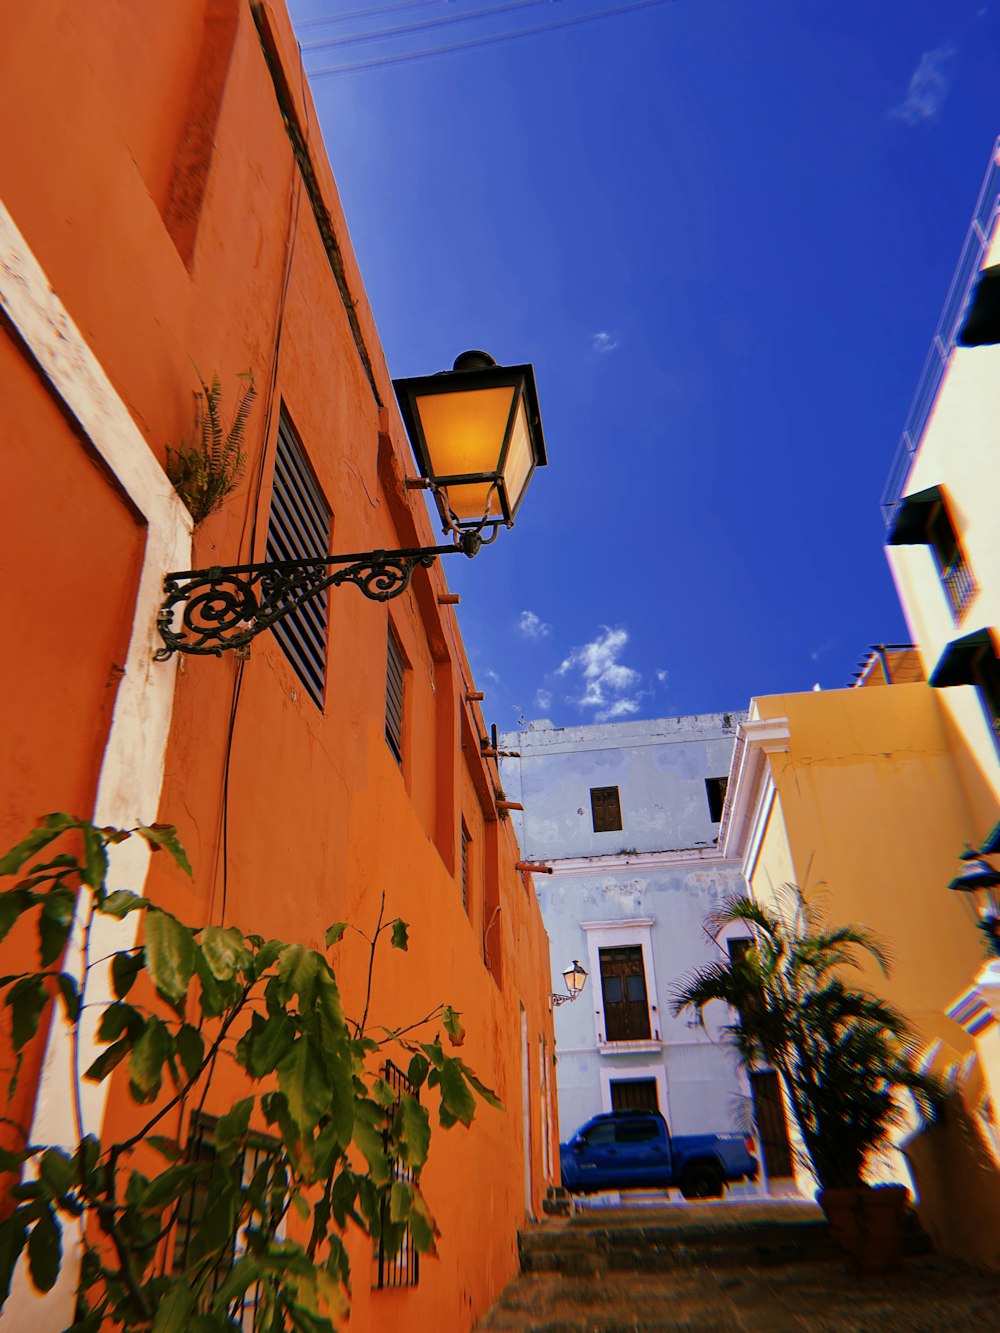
top-left (476, 1200), bottom-right (999, 1332)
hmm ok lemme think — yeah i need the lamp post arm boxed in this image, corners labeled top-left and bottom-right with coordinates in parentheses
top-left (155, 535), bottom-right (480, 660)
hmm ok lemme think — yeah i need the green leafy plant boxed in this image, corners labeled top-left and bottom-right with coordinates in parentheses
top-left (167, 370), bottom-right (256, 523)
top-left (0, 815), bottom-right (499, 1330)
top-left (672, 888), bottom-right (943, 1191)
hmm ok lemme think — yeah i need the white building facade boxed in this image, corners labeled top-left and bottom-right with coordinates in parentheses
top-left (500, 713), bottom-right (757, 1152)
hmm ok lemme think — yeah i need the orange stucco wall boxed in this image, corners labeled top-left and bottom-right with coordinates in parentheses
top-left (0, 2), bottom-right (556, 1327)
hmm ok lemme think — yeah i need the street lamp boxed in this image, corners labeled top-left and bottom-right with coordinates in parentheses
top-left (155, 351), bottom-right (547, 658)
top-left (551, 959), bottom-right (589, 1008)
top-left (948, 821), bottom-right (1000, 958)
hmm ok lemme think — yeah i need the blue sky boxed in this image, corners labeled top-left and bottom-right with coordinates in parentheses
top-left (289, 0), bottom-right (999, 728)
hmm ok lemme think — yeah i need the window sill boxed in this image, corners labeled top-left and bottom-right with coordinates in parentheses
top-left (597, 1039), bottom-right (662, 1056)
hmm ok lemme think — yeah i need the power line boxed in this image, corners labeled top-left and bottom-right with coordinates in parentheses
top-left (295, 0), bottom-right (443, 31)
top-left (301, 0), bottom-right (567, 52)
top-left (305, 0), bottom-right (673, 77)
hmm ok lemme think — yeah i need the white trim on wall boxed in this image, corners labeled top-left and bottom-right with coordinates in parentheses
top-left (0, 199), bottom-right (192, 1330)
top-left (718, 715), bottom-right (789, 871)
top-left (548, 847), bottom-right (741, 875)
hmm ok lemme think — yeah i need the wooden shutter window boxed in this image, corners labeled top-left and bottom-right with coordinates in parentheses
top-left (385, 626), bottom-right (405, 764)
top-left (599, 945), bottom-right (650, 1041)
top-left (264, 413), bottom-right (331, 707)
top-left (590, 785), bottom-right (622, 833)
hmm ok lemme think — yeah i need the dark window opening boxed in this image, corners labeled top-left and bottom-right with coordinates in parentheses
top-left (705, 776), bottom-right (728, 823)
top-left (374, 1061), bottom-right (419, 1290)
top-left (959, 263), bottom-right (1000, 346)
top-left (590, 785), bottom-right (622, 833)
top-left (265, 412), bottom-right (331, 706)
top-left (599, 945), bottom-right (650, 1042)
top-left (385, 625), bottom-right (405, 764)
top-left (930, 629), bottom-right (1000, 752)
top-left (610, 1079), bottom-right (659, 1113)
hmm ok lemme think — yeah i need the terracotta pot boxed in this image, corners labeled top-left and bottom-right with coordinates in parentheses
top-left (818, 1184), bottom-right (909, 1274)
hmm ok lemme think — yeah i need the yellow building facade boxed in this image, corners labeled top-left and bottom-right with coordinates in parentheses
top-left (719, 141), bottom-right (1000, 1259)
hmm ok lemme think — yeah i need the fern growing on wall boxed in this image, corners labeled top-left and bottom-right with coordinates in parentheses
top-left (167, 369), bottom-right (256, 523)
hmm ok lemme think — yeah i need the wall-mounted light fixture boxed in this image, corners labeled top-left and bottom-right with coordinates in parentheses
top-left (155, 351), bottom-right (546, 658)
top-left (948, 820), bottom-right (1000, 958)
top-left (551, 959), bottom-right (589, 1008)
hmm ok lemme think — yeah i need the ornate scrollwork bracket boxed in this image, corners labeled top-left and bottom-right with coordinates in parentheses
top-left (155, 536), bottom-right (480, 659)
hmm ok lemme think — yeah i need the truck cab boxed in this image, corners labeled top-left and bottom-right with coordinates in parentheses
top-left (560, 1110), bottom-right (758, 1199)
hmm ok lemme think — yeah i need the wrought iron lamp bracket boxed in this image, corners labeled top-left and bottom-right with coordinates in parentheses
top-left (550, 992), bottom-right (578, 1009)
top-left (155, 532), bottom-right (480, 660)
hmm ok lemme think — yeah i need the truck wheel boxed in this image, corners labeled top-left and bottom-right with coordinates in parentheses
top-left (680, 1166), bottom-right (723, 1200)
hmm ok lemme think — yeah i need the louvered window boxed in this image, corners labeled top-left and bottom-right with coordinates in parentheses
top-left (385, 626), bottom-right (405, 763)
top-left (265, 413), bottom-right (331, 706)
top-left (590, 786), bottom-right (622, 833)
top-left (461, 823), bottom-right (470, 913)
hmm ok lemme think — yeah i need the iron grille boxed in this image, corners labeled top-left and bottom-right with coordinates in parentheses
top-left (940, 554), bottom-right (977, 620)
top-left (265, 412), bottom-right (331, 706)
top-left (374, 1061), bottom-right (419, 1290)
top-left (385, 625), bottom-right (405, 763)
top-left (172, 1112), bottom-right (281, 1329)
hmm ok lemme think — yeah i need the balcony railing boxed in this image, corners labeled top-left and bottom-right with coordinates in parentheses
top-left (881, 138), bottom-right (1000, 528)
top-left (941, 554), bottom-right (978, 621)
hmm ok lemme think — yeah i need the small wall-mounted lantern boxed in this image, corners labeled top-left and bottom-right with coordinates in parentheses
top-left (551, 959), bottom-right (589, 1008)
top-left (155, 351), bottom-right (547, 658)
top-left (948, 821), bottom-right (1000, 957)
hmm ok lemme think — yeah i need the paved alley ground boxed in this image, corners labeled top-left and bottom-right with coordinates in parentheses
top-left (476, 1200), bottom-right (1000, 1332)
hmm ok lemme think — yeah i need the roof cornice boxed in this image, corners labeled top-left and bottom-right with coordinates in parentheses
top-left (718, 714), bottom-right (790, 871)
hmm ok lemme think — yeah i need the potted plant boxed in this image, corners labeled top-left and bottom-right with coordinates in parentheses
top-left (672, 888), bottom-right (942, 1274)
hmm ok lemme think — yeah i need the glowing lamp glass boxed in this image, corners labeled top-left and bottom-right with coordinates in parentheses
top-left (562, 960), bottom-right (588, 1000)
top-left (393, 352), bottom-right (547, 533)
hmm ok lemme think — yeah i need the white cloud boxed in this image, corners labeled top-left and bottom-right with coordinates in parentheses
top-left (535, 688), bottom-right (553, 710)
top-left (592, 330), bottom-right (620, 354)
top-left (517, 609), bottom-right (551, 639)
top-left (557, 626), bottom-right (642, 721)
top-left (889, 43), bottom-right (957, 126)
top-left (597, 698), bottom-right (641, 721)
top-left (484, 668), bottom-right (501, 684)
top-left (656, 668), bottom-right (668, 684)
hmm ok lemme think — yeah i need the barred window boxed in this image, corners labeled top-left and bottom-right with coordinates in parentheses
top-left (172, 1112), bottom-right (282, 1329)
top-left (374, 1062), bottom-right (419, 1290)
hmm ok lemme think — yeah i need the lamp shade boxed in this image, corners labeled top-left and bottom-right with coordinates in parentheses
top-left (949, 859), bottom-right (1000, 893)
top-left (393, 351), bottom-right (547, 532)
top-left (562, 960), bottom-right (588, 1000)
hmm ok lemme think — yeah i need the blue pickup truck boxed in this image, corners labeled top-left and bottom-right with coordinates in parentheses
top-left (560, 1110), bottom-right (758, 1199)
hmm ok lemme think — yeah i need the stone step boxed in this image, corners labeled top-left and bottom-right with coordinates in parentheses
top-left (517, 1201), bottom-right (932, 1276)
